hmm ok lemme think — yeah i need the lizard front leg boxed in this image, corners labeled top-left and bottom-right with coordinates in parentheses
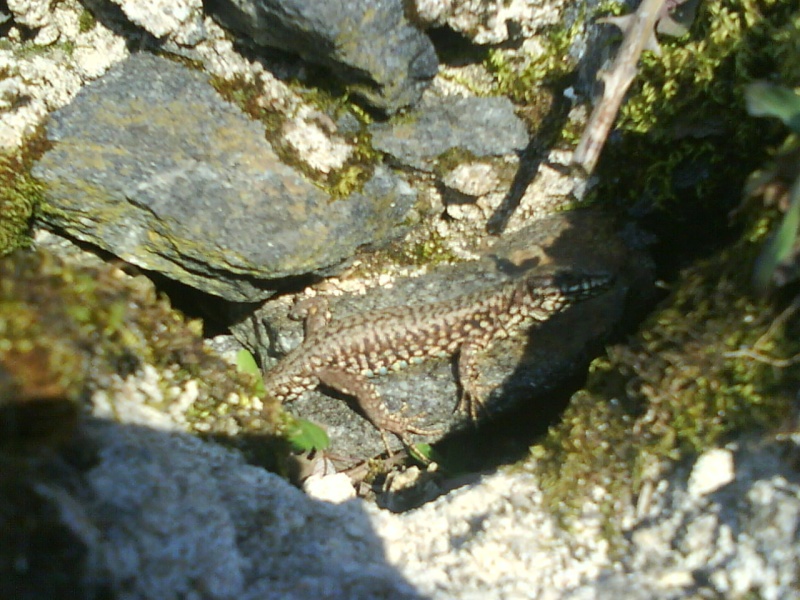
top-left (456, 339), bottom-right (490, 421)
top-left (289, 296), bottom-right (332, 336)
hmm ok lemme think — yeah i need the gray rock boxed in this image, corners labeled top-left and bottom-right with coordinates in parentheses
top-left (33, 53), bottom-right (415, 302)
top-left (7, 406), bottom-right (799, 599)
top-left (370, 95), bottom-right (529, 171)
top-left (376, 438), bottom-right (800, 600)
top-left (565, 441), bottom-right (800, 600)
top-left (206, 0), bottom-right (438, 112)
top-left (254, 211), bottom-right (654, 460)
top-left (1, 420), bottom-right (422, 600)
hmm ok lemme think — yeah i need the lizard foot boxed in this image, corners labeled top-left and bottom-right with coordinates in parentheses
top-left (456, 384), bottom-right (490, 423)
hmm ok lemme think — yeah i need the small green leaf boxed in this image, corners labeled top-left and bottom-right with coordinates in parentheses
top-left (235, 348), bottom-right (260, 374)
top-left (235, 349), bottom-right (265, 396)
top-left (408, 442), bottom-right (434, 463)
top-left (745, 82), bottom-right (800, 133)
top-left (753, 175), bottom-right (800, 290)
top-left (286, 418), bottom-right (330, 452)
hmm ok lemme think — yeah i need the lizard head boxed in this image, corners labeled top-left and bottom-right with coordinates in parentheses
top-left (515, 270), bottom-right (615, 319)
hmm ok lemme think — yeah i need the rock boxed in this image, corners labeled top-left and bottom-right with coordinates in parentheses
top-left (6, 0), bottom-right (52, 30)
top-left (33, 53), bottom-right (416, 302)
top-left (414, 0), bottom-right (566, 45)
top-left (108, 0), bottom-right (207, 46)
top-left (0, 420), bottom-right (423, 600)
top-left (370, 95), bottom-right (528, 171)
top-left (0, 454), bottom-right (102, 600)
top-left (441, 162), bottom-right (502, 198)
top-left (206, 0), bottom-right (438, 112)
top-left (5, 400), bottom-right (799, 599)
top-left (579, 440), bottom-right (800, 600)
top-left (253, 211), bottom-right (654, 460)
top-left (384, 438), bottom-right (800, 600)
top-left (381, 466), bottom-right (613, 598)
top-left (0, 0), bottom-right (129, 149)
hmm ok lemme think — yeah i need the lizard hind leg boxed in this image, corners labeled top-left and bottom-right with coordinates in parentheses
top-left (315, 367), bottom-right (439, 442)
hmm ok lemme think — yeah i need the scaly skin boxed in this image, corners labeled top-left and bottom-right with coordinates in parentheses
top-left (264, 270), bottom-right (613, 439)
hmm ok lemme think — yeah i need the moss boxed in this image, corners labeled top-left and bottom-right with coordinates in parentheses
top-left (210, 74), bottom-right (380, 199)
top-left (592, 0), bottom-right (628, 18)
top-left (0, 130), bottom-right (49, 257)
top-left (382, 222), bottom-right (459, 269)
top-left (401, 233), bottom-right (458, 268)
top-left (471, 15), bottom-right (588, 149)
top-left (591, 0), bottom-right (800, 214)
top-left (0, 249), bottom-right (284, 460)
top-left (486, 18), bottom-right (582, 104)
top-left (210, 74), bottom-right (285, 132)
top-left (479, 13), bottom-right (584, 138)
top-left (325, 126), bottom-right (381, 198)
top-left (77, 8), bottom-right (96, 34)
top-left (433, 147), bottom-right (480, 177)
top-left (534, 228), bottom-right (796, 540)
top-left (157, 51), bottom-right (205, 72)
top-left (14, 39), bottom-right (76, 59)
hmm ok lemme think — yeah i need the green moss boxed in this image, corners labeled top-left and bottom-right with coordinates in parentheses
top-left (592, 0), bottom-right (628, 18)
top-left (433, 147), bottom-right (480, 177)
top-left (14, 39), bottom-right (76, 59)
top-left (210, 74), bottom-right (283, 130)
top-left (210, 74), bottom-right (380, 199)
top-left (399, 227), bottom-right (459, 268)
top-left (158, 51), bottom-right (206, 72)
top-left (592, 0), bottom-right (800, 213)
top-left (326, 126), bottom-right (381, 198)
top-left (477, 16), bottom-right (587, 145)
top-left (0, 249), bottom-right (284, 461)
top-left (534, 230), bottom-right (796, 540)
top-left (78, 8), bottom-right (96, 34)
top-left (486, 18), bottom-right (582, 105)
top-left (0, 131), bottom-right (49, 257)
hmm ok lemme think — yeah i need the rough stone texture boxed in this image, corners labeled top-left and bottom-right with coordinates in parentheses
top-left (441, 162), bottom-right (502, 198)
top-left (109, 0), bottom-right (207, 46)
top-left (370, 95), bottom-right (529, 171)
top-left (385, 443), bottom-right (790, 600)
top-left (414, 0), bottom-right (566, 44)
top-left (666, 446), bottom-right (800, 597)
top-left (0, 420), bottom-right (423, 600)
top-left (6, 408), bottom-right (798, 600)
top-left (206, 0), bottom-right (438, 112)
top-left (33, 53), bottom-right (416, 301)
top-left (381, 467), bottom-right (613, 598)
top-left (0, 0), bottom-right (355, 154)
top-left (250, 211), bottom-right (654, 460)
top-left (7, 0), bottom-right (53, 30)
top-left (0, 0), bottom-right (129, 148)
top-left (564, 441), bottom-right (800, 600)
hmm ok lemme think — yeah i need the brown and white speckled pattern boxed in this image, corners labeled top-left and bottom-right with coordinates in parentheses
top-left (263, 270), bottom-right (612, 438)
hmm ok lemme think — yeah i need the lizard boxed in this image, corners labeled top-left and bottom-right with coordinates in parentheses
top-left (262, 269), bottom-right (614, 442)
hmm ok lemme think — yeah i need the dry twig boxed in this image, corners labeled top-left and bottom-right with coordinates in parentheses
top-left (572, 0), bottom-right (668, 175)
top-left (724, 294), bottom-right (800, 367)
